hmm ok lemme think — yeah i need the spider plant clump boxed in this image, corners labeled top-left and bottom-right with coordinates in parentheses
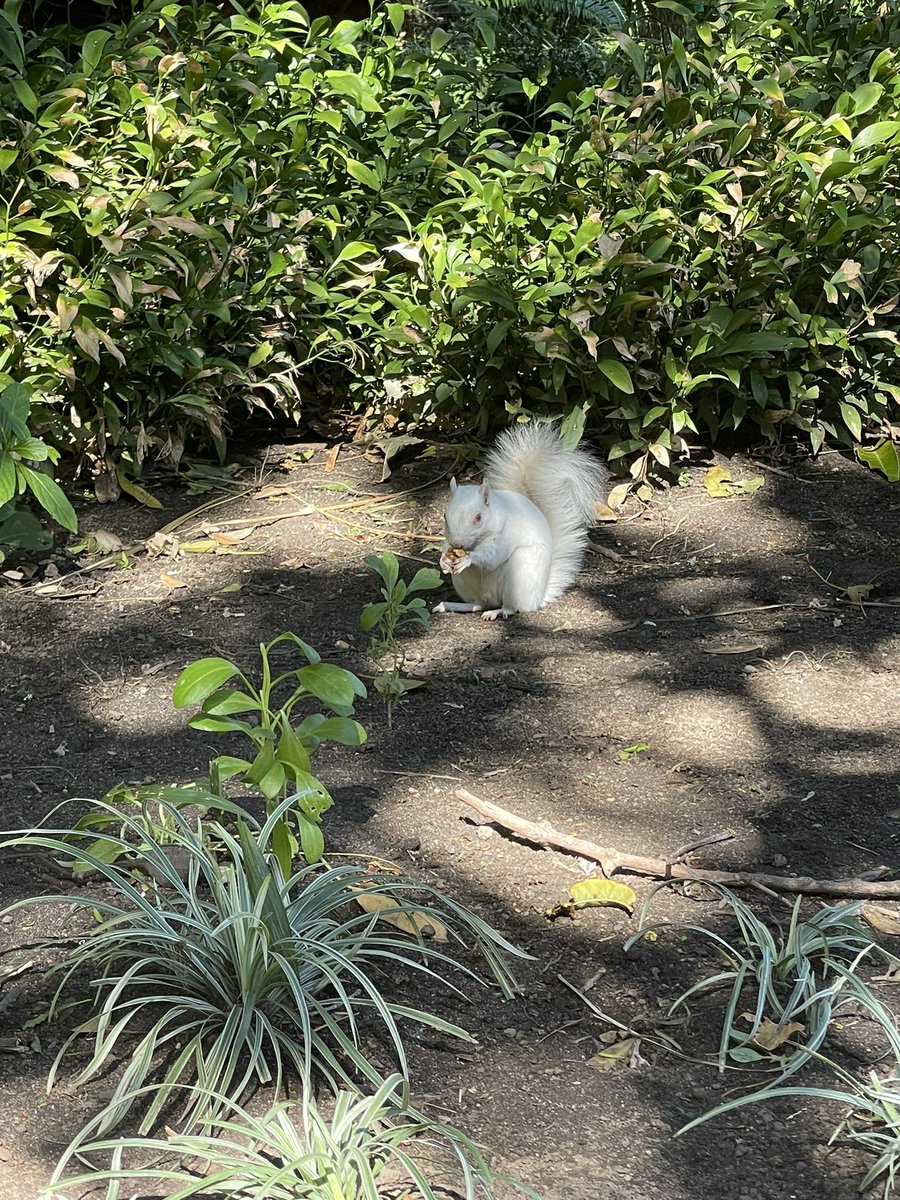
top-left (1, 797), bottom-right (525, 1140)
top-left (626, 885), bottom-right (888, 1083)
top-left (48, 1074), bottom-right (541, 1200)
top-left (677, 981), bottom-right (900, 1198)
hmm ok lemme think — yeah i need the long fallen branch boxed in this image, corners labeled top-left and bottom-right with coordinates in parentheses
top-left (455, 789), bottom-right (900, 901)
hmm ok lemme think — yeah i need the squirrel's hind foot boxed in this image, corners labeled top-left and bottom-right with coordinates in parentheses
top-left (480, 607), bottom-right (512, 621)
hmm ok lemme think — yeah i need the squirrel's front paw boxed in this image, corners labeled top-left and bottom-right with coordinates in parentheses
top-left (440, 549), bottom-right (471, 575)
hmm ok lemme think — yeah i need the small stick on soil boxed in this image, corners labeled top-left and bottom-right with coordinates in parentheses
top-left (455, 789), bottom-right (900, 900)
top-left (670, 830), bottom-right (735, 861)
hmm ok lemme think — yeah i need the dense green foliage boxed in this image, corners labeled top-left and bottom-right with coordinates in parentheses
top-left (1, 0), bottom-right (898, 523)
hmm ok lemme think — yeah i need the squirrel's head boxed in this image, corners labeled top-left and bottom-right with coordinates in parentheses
top-left (443, 478), bottom-right (492, 549)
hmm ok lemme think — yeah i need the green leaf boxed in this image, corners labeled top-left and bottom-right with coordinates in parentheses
top-left (839, 402), bottom-right (863, 441)
top-left (856, 440), bottom-right (900, 481)
top-left (851, 82), bottom-right (883, 116)
top-left (210, 755), bottom-right (253, 781)
top-left (406, 567), bottom-right (442, 594)
top-left (246, 741), bottom-right (287, 801)
top-left (18, 466), bottom-right (77, 532)
top-left (385, 3), bottom-right (406, 32)
top-left (81, 28), bottom-right (111, 74)
top-left (270, 817), bottom-right (296, 878)
top-left (0, 505), bottom-right (51, 551)
top-left (274, 726), bottom-right (312, 777)
top-left (13, 436), bottom-right (50, 462)
top-left (561, 405), bottom-right (587, 447)
top-left (755, 77), bottom-right (783, 102)
top-left (850, 120), bottom-right (900, 151)
top-left (0, 383), bottom-right (31, 438)
top-left (817, 159), bottom-right (857, 189)
top-left (248, 341), bottom-right (273, 368)
top-left (329, 240), bottom-right (378, 272)
top-left (202, 688), bottom-right (261, 717)
top-left (365, 550), bottom-right (399, 591)
top-left (12, 77), bottom-right (38, 115)
top-left (297, 662), bottom-right (360, 712)
top-left (597, 359), bottom-right (634, 394)
top-left (346, 158), bottom-right (381, 191)
top-left (308, 717), bottom-right (367, 746)
top-left (69, 835), bottom-right (125, 878)
top-left (324, 70), bottom-right (382, 113)
top-left (295, 812), bottom-right (325, 864)
top-left (360, 601), bottom-right (388, 632)
top-left (258, 759), bottom-right (286, 801)
top-left (188, 714), bottom-right (254, 734)
top-left (0, 456), bottom-right (14, 506)
top-left (173, 658), bottom-right (241, 707)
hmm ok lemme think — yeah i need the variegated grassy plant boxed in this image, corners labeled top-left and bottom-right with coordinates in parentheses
top-left (2, 797), bottom-right (525, 1140)
top-left (678, 976), bottom-right (900, 1198)
top-left (48, 1074), bottom-right (541, 1200)
top-left (625, 884), bottom-right (885, 1082)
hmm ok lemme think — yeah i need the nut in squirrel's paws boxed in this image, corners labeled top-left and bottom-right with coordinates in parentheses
top-left (440, 547), bottom-right (470, 575)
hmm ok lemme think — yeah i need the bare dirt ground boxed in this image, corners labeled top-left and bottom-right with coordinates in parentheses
top-left (0, 438), bottom-right (899, 1200)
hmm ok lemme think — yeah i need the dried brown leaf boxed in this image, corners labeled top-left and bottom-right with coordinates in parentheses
top-left (354, 890), bottom-right (447, 941)
top-left (861, 904), bottom-right (900, 936)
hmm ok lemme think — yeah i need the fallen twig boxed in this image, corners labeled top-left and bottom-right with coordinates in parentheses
top-left (455, 789), bottom-right (900, 900)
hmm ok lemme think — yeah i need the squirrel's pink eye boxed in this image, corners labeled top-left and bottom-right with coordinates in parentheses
top-left (474, 512), bottom-right (482, 524)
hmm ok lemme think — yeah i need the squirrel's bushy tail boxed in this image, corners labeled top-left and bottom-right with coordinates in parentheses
top-left (485, 422), bottom-right (608, 605)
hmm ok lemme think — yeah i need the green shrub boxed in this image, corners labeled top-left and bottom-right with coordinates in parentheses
top-left (626, 885), bottom-right (884, 1081)
top-left (0, 0), bottom-right (514, 483)
top-left (3, 0), bottom-right (899, 489)
top-left (361, 550), bottom-right (441, 728)
top-left (366, 0), bottom-right (900, 466)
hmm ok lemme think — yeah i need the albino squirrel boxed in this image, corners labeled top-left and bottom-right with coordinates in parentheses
top-left (434, 422), bottom-right (608, 621)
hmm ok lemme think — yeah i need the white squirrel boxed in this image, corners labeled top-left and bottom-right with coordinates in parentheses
top-left (434, 422), bottom-right (608, 621)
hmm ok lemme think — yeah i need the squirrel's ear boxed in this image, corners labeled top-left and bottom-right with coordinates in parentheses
top-left (480, 482), bottom-right (491, 504)
top-left (449, 476), bottom-right (458, 494)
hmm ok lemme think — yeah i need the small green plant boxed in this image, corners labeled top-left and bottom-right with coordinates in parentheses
top-left (0, 382), bottom-right (77, 557)
top-left (2, 797), bottom-right (524, 1141)
top-left (173, 633), bottom-right (366, 872)
top-left (49, 1073), bottom-right (538, 1200)
top-left (626, 886), bottom-right (885, 1082)
top-left (361, 551), bottom-right (441, 727)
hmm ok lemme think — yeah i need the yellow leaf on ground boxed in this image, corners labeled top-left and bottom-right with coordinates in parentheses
top-left (569, 878), bottom-right (636, 914)
top-left (845, 584), bottom-right (874, 604)
top-left (703, 466), bottom-right (736, 497)
top-left (355, 890), bottom-right (447, 941)
top-left (588, 1035), bottom-right (643, 1071)
top-left (203, 526), bottom-right (256, 543)
top-left (703, 467), bottom-right (765, 498)
top-left (160, 573), bottom-right (185, 589)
